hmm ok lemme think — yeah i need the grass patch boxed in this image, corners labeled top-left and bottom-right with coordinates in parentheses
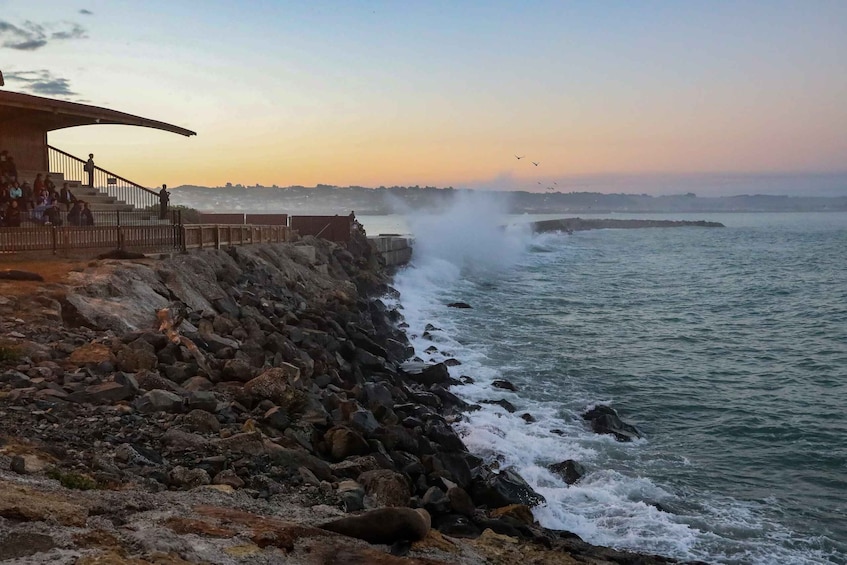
top-left (46, 468), bottom-right (99, 490)
top-left (0, 345), bottom-right (22, 363)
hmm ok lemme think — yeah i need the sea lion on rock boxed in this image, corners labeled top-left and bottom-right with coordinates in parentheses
top-left (318, 507), bottom-right (431, 545)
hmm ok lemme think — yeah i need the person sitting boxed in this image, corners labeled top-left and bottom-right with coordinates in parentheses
top-left (67, 200), bottom-right (82, 226)
top-left (8, 182), bottom-right (21, 201)
top-left (0, 151), bottom-right (17, 183)
top-left (0, 182), bottom-right (8, 205)
top-left (80, 201), bottom-right (94, 226)
top-left (19, 181), bottom-right (33, 210)
top-left (58, 182), bottom-right (76, 210)
top-left (5, 200), bottom-right (22, 227)
top-left (44, 203), bottom-right (62, 226)
top-left (44, 174), bottom-right (56, 194)
top-left (33, 173), bottom-right (45, 195)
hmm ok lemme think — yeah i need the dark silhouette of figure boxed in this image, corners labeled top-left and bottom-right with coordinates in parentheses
top-left (159, 184), bottom-right (169, 219)
top-left (85, 154), bottom-right (95, 187)
top-left (5, 200), bottom-right (21, 227)
top-left (80, 202), bottom-right (94, 226)
top-left (59, 182), bottom-right (76, 211)
top-left (67, 201), bottom-right (82, 226)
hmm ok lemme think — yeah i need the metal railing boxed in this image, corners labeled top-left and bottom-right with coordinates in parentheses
top-left (47, 145), bottom-right (160, 210)
top-left (4, 206), bottom-right (179, 228)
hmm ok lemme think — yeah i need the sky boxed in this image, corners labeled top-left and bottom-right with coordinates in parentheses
top-left (1, 0), bottom-right (846, 195)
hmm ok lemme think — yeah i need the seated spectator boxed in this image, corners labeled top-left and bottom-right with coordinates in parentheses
top-left (0, 182), bottom-right (8, 204)
top-left (33, 173), bottom-right (45, 194)
top-left (58, 182), bottom-right (76, 210)
top-left (0, 151), bottom-right (16, 182)
top-left (45, 174), bottom-right (56, 193)
top-left (5, 200), bottom-right (22, 227)
top-left (80, 201), bottom-right (94, 226)
top-left (67, 200), bottom-right (82, 226)
top-left (19, 181), bottom-right (33, 210)
top-left (8, 182), bottom-right (21, 201)
top-left (44, 203), bottom-right (62, 226)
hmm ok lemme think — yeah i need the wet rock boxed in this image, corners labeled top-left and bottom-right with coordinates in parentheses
top-left (582, 405), bottom-right (643, 442)
top-left (115, 339), bottom-right (158, 372)
top-left (221, 358), bottom-right (255, 382)
top-left (434, 513), bottom-right (481, 538)
top-left (520, 412), bottom-right (536, 424)
top-left (548, 459), bottom-right (586, 485)
top-left (447, 302), bottom-right (472, 309)
top-left (480, 398), bottom-right (517, 413)
top-left (490, 504), bottom-right (535, 526)
top-left (213, 469), bottom-right (245, 489)
top-left (492, 379), bottom-right (518, 391)
top-left (470, 467), bottom-right (546, 508)
top-left (400, 362), bottom-right (451, 387)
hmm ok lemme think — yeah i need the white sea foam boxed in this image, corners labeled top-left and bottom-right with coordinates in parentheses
top-left (387, 205), bottom-right (838, 564)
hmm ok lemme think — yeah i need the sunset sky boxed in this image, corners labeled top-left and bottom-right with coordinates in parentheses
top-left (2, 1), bottom-right (845, 194)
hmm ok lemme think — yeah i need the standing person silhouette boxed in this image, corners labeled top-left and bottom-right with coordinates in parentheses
top-left (84, 154), bottom-right (95, 187)
top-left (159, 184), bottom-right (170, 219)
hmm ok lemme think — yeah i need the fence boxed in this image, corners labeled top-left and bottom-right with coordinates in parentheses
top-left (47, 145), bottom-right (161, 210)
top-left (190, 213), bottom-right (289, 226)
top-left (290, 215), bottom-right (354, 243)
top-left (3, 207), bottom-right (180, 228)
top-left (0, 223), bottom-right (290, 255)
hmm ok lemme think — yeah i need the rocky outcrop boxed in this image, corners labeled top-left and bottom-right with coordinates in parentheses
top-left (0, 231), bottom-right (685, 564)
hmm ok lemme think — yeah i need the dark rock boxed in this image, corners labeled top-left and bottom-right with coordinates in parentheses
top-left (548, 459), bottom-right (586, 485)
top-left (520, 412), bottom-right (536, 423)
top-left (422, 486), bottom-right (450, 515)
top-left (186, 391), bottom-right (218, 413)
top-left (434, 513), bottom-right (481, 538)
top-left (180, 409), bottom-right (221, 434)
top-left (447, 302), bottom-right (472, 309)
top-left (400, 362), bottom-right (451, 387)
top-left (492, 379), bottom-right (518, 391)
top-left (470, 467), bottom-right (546, 508)
top-left (134, 389), bottom-right (183, 413)
top-left (480, 398), bottom-right (517, 413)
top-left (337, 479), bottom-right (366, 512)
top-left (582, 405), bottom-right (643, 442)
top-left (447, 486), bottom-right (475, 516)
top-left (263, 405), bottom-right (291, 431)
top-left (325, 426), bottom-right (371, 461)
top-left (221, 358), bottom-right (255, 382)
top-left (169, 466), bottom-right (210, 489)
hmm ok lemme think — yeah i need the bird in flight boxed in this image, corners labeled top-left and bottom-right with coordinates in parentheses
top-left (532, 161), bottom-right (540, 166)
top-left (546, 186), bottom-right (555, 191)
top-left (515, 155), bottom-right (525, 160)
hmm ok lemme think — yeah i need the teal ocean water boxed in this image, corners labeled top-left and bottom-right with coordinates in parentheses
top-left (366, 208), bottom-right (847, 564)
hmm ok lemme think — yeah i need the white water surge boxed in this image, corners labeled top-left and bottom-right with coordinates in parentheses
top-left (382, 201), bottom-right (844, 564)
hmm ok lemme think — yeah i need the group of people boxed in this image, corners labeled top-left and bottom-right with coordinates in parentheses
top-left (0, 150), bottom-right (94, 227)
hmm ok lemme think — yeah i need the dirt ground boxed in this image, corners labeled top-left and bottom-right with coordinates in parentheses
top-left (0, 258), bottom-right (90, 296)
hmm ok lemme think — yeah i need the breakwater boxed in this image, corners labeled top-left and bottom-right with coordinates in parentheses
top-left (530, 217), bottom-right (725, 233)
top-left (0, 230), bottom-right (690, 564)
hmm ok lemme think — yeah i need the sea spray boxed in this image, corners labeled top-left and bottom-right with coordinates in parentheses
top-left (385, 210), bottom-right (845, 564)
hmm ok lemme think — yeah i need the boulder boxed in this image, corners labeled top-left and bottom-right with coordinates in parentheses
top-left (358, 469), bottom-right (411, 508)
top-left (325, 426), bottom-right (371, 461)
top-left (400, 362), bottom-right (452, 387)
top-left (548, 459), bottom-right (586, 485)
top-left (469, 467), bottom-right (546, 508)
top-left (582, 405), bottom-right (643, 442)
top-left (134, 389), bottom-right (183, 413)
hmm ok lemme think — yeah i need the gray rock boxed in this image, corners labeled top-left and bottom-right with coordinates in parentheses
top-left (169, 466), bottom-right (210, 489)
top-left (359, 469), bottom-right (411, 508)
top-left (135, 389), bottom-right (183, 413)
top-left (180, 409), bottom-right (220, 434)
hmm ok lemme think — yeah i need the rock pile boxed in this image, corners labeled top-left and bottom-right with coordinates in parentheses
top-left (0, 231), bottom-right (686, 564)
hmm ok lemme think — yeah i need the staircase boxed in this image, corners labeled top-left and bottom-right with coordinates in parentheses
top-left (17, 170), bottom-right (133, 211)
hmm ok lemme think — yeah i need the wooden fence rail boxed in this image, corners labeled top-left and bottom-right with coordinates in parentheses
top-left (0, 224), bottom-right (291, 256)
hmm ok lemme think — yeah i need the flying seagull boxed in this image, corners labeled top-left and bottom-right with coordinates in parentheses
top-left (532, 161), bottom-right (540, 166)
top-left (515, 155), bottom-right (525, 160)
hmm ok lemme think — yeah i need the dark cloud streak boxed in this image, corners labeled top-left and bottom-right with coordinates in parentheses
top-left (4, 70), bottom-right (78, 97)
top-left (0, 18), bottom-right (88, 50)
top-left (79, 9), bottom-right (93, 16)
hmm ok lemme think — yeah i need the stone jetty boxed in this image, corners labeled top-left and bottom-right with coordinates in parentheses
top-left (0, 230), bottom-right (699, 564)
top-left (531, 217), bottom-right (725, 233)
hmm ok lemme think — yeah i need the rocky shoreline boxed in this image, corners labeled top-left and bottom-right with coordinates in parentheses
top-left (0, 230), bottom-right (704, 564)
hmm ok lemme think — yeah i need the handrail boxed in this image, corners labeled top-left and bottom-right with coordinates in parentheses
top-left (47, 145), bottom-right (158, 196)
top-left (47, 145), bottom-right (161, 211)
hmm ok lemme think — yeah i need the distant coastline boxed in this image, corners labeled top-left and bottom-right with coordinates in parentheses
top-left (171, 184), bottom-right (847, 216)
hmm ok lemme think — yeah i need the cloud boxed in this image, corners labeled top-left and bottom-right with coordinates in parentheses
top-left (79, 9), bottom-right (93, 15)
top-left (4, 70), bottom-right (77, 97)
top-left (0, 19), bottom-right (87, 50)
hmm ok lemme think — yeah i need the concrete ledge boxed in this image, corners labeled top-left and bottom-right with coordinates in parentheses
top-left (368, 236), bottom-right (413, 267)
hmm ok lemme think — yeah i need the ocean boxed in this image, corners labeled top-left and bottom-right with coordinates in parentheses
top-left (360, 203), bottom-right (847, 564)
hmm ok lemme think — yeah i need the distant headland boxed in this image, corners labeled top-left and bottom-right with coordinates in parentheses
top-left (172, 184), bottom-right (847, 215)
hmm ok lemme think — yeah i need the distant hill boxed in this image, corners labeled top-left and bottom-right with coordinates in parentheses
top-left (170, 184), bottom-right (847, 215)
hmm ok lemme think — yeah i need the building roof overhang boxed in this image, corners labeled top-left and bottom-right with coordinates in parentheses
top-left (0, 90), bottom-right (196, 137)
